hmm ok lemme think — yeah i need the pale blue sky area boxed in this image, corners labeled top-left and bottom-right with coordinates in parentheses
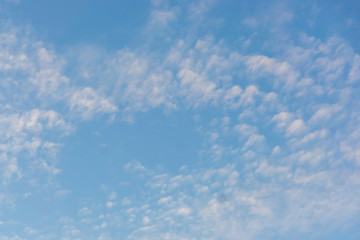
top-left (0, 0), bottom-right (360, 239)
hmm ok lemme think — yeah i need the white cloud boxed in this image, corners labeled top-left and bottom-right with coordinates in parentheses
top-left (106, 201), bottom-right (114, 208)
top-left (272, 145), bottom-right (281, 155)
top-left (187, 0), bottom-right (217, 21)
top-left (234, 124), bottom-right (257, 137)
top-left (122, 159), bottom-right (360, 239)
top-left (245, 55), bottom-right (299, 89)
top-left (310, 37), bottom-right (353, 82)
top-left (108, 50), bottom-right (177, 113)
top-left (242, 134), bottom-right (266, 151)
top-left (0, 154), bottom-right (21, 185)
top-left (0, 109), bottom-right (71, 151)
top-left (69, 87), bottom-right (118, 120)
top-left (289, 149), bottom-right (326, 166)
top-left (149, 10), bottom-right (177, 26)
top-left (123, 161), bottom-right (146, 172)
top-left (242, 18), bottom-right (259, 27)
top-left (31, 48), bottom-right (70, 97)
top-left (272, 112), bottom-right (294, 129)
top-left (177, 206), bottom-right (191, 216)
top-left (309, 104), bottom-right (342, 124)
top-left (32, 159), bottom-right (61, 175)
top-left (286, 119), bottom-right (306, 136)
top-left (255, 161), bottom-right (290, 178)
top-left (78, 207), bottom-right (92, 216)
top-left (239, 85), bottom-right (260, 106)
top-left (348, 54), bottom-right (360, 83)
top-left (0, 109), bottom-right (71, 184)
top-left (158, 196), bottom-right (172, 205)
top-left (178, 68), bottom-right (221, 106)
top-left (224, 85), bottom-right (242, 103)
top-left (142, 216), bottom-right (150, 224)
top-left (55, 189), bottom-right (71, 196)
top-left (0, 2), bottom-right (359, 239)
top-left (122, 197), bottom-right (132, 205)
top-left (0, 27), bottom-right (70, 103)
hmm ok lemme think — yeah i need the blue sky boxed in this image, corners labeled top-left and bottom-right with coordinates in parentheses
top-left (0, 0), bottom-right (360, 239)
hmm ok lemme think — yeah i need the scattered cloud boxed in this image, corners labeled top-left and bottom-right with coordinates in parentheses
top-left (0, 1), bottom-right (359, 239)
top-left (69, 87), bottom-right (118, 120)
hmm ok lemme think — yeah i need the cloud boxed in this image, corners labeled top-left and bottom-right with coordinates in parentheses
top-left (309, 104), bottom-right (342, 124)
top-left (177, 206), bottom-right (191, 216)
top-left (157, 196), bottom-right (172, 205)
top-left (31, 159), bottom-right (61, 176)
top-left (292, 129), bottom-right (328, 147)
top-left (0, 108), bottom-right (72, 185)
top-left (142, 216), bottom-right (150, 225)
top-left (0, 26), bottom-right (70, 106)
top-left (149, 9), bottom-right (177, 27)
top-left (0, 154), bottom-right (21, 185)
top-left (69, 87), bottom-right (118, 120)
top-left (348, 54), bottom-right (360, 83)
top-left (107, 50), bottom-right (177, 113)
top-left (187, 0), bottom-right (217, 21)
top-left (242, 18), bottom-right (259, 28)
top-left (286, 119), bottom-right (307, 136)
top-left (55, 189), bottom-right (71, 196)
top-left (78, 207), bottom-right (92, 216)
top-left (178, 68), bottom-right (221, 106)
top-left (115, 159), bottom-right (360, 240)
top-left (0, 1), bottom-right (359, 239)
top-left (0, 109), bottom-right (71, 151)
top-left (245, 55), bottom-right (299, 89)
top-left (272, 112), bottom-right (293, 129)
top-left (123, 161), bottom-right (147, 172)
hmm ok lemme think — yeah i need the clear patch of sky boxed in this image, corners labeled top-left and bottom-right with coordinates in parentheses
top-left (6, 0), bottom-right (151, 52)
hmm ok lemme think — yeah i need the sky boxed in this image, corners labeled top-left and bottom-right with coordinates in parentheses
top-left (0, 0), bottom-right (360, 239)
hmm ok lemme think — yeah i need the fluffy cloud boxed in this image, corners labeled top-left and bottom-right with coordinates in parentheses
top-left (0, 1), bottom-right (359, 239)
top-left (69, 87), bottom-right (118, 120)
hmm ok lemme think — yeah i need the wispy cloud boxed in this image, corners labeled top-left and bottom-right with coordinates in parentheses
top-left (0, 0), bottom-right (359, 239)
